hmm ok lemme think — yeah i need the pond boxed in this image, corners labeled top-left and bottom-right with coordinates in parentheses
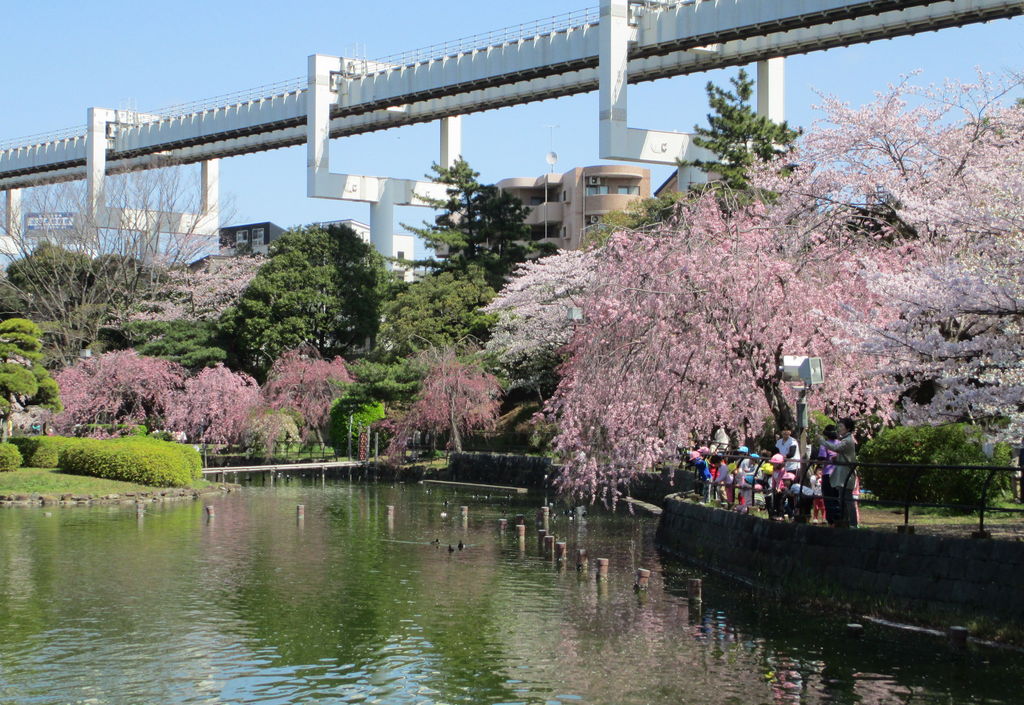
top-left (1, 481), bottom-right (1021, 704)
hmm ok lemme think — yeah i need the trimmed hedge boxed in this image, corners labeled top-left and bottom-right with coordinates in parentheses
top-left (58, 437), bottom-right (202, 487)
top-left (8, 436), bottom-right (82, 468)
top-left (859, 424), bottom-right (1014, 507)
top-left (0, 443), bottom-right (22, 472)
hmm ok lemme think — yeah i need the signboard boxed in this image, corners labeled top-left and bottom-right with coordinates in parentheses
top-left (25, 212), bottom-right (76, 232)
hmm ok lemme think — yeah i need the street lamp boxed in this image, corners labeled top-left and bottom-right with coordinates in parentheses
top-left (779, 355), bottom-right (824, 496)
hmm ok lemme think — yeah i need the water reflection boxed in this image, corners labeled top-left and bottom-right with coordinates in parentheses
top-left (0, 482), bottom-right (1019, 704)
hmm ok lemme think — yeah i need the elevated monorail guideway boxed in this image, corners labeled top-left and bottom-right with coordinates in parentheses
top-left (2, 0), bottom-right (1021, 253)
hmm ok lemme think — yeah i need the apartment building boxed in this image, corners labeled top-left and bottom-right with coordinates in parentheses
top-left (497, 165), bottom-right (651, 251)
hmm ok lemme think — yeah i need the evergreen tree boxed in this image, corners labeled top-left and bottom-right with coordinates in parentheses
top-left (221, 224), bottom-right (389, 377)
top-left (680, 69), bottom-right (800, 190)
top-left (0, 318), bottom-right (62, 440)
top-left (412, 159), bottom-right (547, 289)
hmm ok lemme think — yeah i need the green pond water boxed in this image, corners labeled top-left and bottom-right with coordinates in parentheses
top-left (1, 480), bottom-right (1021, 705)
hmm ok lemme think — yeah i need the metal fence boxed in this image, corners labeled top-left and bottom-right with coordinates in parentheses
top-left (684, 452), bottom-right (1023, 538)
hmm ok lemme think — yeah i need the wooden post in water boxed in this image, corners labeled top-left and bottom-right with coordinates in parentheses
top-left (688, 578), bottom-right (702, 603)
top-left (576, 548), bottom-right (588, 571)
top-left (498, 518), bottom-right (507, 532)
top-left (635, 568), bottom-right (651, 590)
top-left (460, 506), bottom-right (468, 520)
top-left (542, 505), bottom-right (550, 530)
top-left (596, 557), bottom-right (609, 580)
top-left (555, 541), bottom-right (567, 561)
top-left (543, 534), bottom-right (555, 558)
top-left (205, 505), bottom-right (215, 520)
top-left (537, 528), bottom-right (548, 551)
top-left (516, 523), bottom-right (526, 539)
top-left (296, 504), bottom-right (305, 520)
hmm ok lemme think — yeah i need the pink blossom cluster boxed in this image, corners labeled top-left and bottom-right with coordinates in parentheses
top-left (387, 347), bottom-right (502, 456)
top-left (543, 194), bottom-right (893, 504)
top-left (129, 256), bottom-right (263, 323)
top-left (53, 347), bottom-right (352, 445)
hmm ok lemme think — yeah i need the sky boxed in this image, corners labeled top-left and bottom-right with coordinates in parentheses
top-left (2, 1), bottom-right (1022, 259)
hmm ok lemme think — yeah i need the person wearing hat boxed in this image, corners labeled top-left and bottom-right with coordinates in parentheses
top-left (688, 450), bottom-right (712, 502)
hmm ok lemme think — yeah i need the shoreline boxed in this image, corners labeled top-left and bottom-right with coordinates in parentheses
top-left (0, 483), bottom-right (240, 507)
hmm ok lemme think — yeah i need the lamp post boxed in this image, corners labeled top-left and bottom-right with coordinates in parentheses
top-left (779, 356), bottom-right (825, 512)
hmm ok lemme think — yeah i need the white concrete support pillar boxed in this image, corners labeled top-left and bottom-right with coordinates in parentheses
top-left (599, 0), bottom-right (630, 159)
top-left (4, 188), bottom-right (21, 237)
top-left (756, 58), bottom-right (785, 123)
top-left (368, 181), bottom-right (395, 258)
top-left (86, 107), bottom-right (113, 224)
top-left (307, 54), bottom-right (345, 198)
top-left (201, 159), bottom-right (220, 216)
top-left (440, 116), bottom-right (462, 169)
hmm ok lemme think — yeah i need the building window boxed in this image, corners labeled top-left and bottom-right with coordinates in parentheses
top-left (235, 230), bottom-right (249, 242)
top-left (529, 196), bottom-right (544, 206)
top-left (252, 227), bottom-right (265, 244)
top-left (396, 251), bottom-right (405, 260)
top-left (617, 185), bottom-right (640, 195)
top-left (585, 185), bottom-right (609, 196)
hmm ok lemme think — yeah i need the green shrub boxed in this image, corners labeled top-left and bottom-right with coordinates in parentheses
top-left (859, 424), bottom-right (1014, 507)
top-left (8, 436), bottom-right (82, 468)
top-left (0, 443), bottom-right (22, 472)
top-left (58, 437), bottom-right (201, 487)
top-left (329, 397), bottom-right (385, 449)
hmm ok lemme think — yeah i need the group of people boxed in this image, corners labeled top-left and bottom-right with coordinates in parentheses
top-left (685, 419), bottom-right (860, 528)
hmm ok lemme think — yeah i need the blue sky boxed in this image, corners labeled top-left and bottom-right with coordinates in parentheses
top-left (2, 1), bottom-right (1022, 258)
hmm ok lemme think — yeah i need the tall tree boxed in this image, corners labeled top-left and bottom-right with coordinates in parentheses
top-left (547, 194), bottom-right (893, 504)
top-left (749, 71), bottom-right (1024, 438)
top-left (376, 267), bottom-right (497, 361)
top-left (680, 69), bottom-right (800, 190)
top-left (0, 318), bottom-right (62, 440)
top-left (412, 159), bottom-right (544, 288)
top-left (388, 347), bottom-right (502, 455)
top-left (221, 224), bottom-right (388, 376)
top-left (485, 250), bottom-right (598, 400)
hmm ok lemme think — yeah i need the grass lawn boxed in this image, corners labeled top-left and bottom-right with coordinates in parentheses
top-left (0, 467), bottom-right (210, 496)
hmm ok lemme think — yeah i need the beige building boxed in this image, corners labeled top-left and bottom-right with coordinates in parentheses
top-left (497, 165), bottom-right (651, 251)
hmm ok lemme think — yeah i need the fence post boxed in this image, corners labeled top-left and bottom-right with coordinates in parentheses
top-left (899, 464), bottom-right (923, 534)
top-left (974, 469), bottom-right (998, 539)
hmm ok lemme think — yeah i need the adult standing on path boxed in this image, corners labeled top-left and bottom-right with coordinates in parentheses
top-left (820, 418), bottom-right (858, 528)
top-left (776, 427), bottom-right (801, 475)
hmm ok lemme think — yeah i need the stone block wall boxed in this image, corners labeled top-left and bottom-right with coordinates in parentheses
top-left (657, 495), bottom-right (1024, 622)
top-left (446, 453), bottom-right (553, 489)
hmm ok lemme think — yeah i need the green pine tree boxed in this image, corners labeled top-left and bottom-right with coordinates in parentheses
top-left (411, 159), bottom-right (549, 289)
top-left (0, 318), bottom-right (62, 441)
top-left (680, 69), bottom-right (800, 191)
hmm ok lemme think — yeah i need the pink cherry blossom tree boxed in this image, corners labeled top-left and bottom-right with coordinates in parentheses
top-left (129, 255), bottom-right (263, 323)
top-left (750, 71), bottom-right (1024, 439)
top-left (547, 193), bottom-right (894, 504)
top-left (53, 349), bottom-right (187, 435)
top-left (165, 363), bottom-right (262, 445)
top-left (263, 347), bottom-right (354, 443)
top-left (485, 250), bottom-right (598, 399)
top-left (388, 347), bottom-right (502, 457)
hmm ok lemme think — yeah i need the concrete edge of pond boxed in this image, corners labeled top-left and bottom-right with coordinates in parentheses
top-left (656, 493), bottom-right (1024, 644)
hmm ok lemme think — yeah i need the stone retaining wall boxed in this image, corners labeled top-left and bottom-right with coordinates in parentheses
top-left (446, 453), bottom-right (553, 489)
top-left (657, 495), bottom-right (1024, 622)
